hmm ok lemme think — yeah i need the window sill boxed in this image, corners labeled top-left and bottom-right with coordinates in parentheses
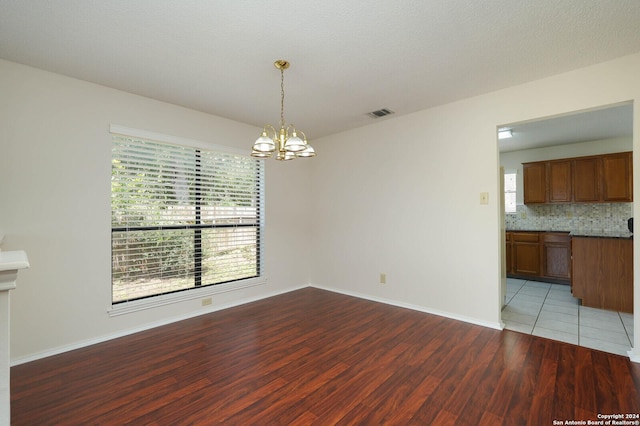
top-left (108, 277), bottom-right (268, 317)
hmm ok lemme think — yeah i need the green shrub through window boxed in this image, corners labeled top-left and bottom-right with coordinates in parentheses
top-left (111, 132), bottom-right (264, 303)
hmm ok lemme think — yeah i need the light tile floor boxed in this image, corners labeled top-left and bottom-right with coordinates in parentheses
top-left (503, 278), bottom-right (634, 357)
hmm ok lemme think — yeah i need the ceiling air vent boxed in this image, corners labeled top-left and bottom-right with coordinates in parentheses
top-left (366, 108), bottom-right (395, 119)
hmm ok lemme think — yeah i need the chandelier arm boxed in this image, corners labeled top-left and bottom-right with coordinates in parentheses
top-left (262, 124), bottom-right (277, 137)
top-left (291, 127), bottom-right (307, 142)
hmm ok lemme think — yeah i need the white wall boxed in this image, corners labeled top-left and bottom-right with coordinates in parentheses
top-left (0, 59), bottom-right (312, 362)
top-left (501, 136), bottom-right (633, 205)
top-left (3, 52), bottom-right (640, 363)
top-left (309, 53), bottom-right (640, 360)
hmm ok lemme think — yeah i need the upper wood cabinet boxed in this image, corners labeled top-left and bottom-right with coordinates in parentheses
top-left (548, 160), bottom-right (572, 203)
top-left (523, 151), bottom-right (632, 204)
top-left (523, 162), bottom-right (546, 204)
top-left (602, 152), bottom-right (632, 202)
top-left (573, 157), bottom-right (600, 202)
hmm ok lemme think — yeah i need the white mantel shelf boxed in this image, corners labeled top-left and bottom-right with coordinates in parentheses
top-left (0, 250), bottom-right (30, 289)
top-left (0, 250), bottom-right (29, 426)
top-left (0, 250), bottom-right (30, 270)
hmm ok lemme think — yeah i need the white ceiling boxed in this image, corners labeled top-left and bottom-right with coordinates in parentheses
top-left (1, 1), bottom-right (640, 143)
top-left (499, 103), bottom-right (634, 152)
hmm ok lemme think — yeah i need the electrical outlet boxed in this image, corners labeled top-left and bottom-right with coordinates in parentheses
top-left (201, 297), bottom-right (212, 306)
top-left (380, 273), bottom-right (386, 284)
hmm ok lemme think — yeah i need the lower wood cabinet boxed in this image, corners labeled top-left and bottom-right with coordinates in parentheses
top-left (512, 232), bottom-right (541, 276)
top-left (505, 232), bottom-right (513, 275)
top-left (506, 232), bottom-right (632, 313)
top-left (506, 231), bottom-right (570, 284)
top-left (571, 237), bottom-right (633, 313)
top-left (541, 233), bottom-right (571, 281)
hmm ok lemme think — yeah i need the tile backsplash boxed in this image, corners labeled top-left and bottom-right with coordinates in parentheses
top-left (505, 203), bottom-right (633, 233)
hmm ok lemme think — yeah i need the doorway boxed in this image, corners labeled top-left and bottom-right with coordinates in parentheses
top-left (498, 102), bottom-right (634, 356)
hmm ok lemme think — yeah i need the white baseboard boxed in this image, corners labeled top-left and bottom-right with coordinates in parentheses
top-left (21, 284), bottom-right (631, 366)
top-left (310, 284), bottom-right (504, 331)
top-left (11, 284), bottom-right (307, 366)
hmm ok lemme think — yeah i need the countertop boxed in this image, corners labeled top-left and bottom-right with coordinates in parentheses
top-left (506, 229), bottom-right (632, 239)
top-left (506, 229), bottom-right (571, 233)
top-left (569, 231), bottom-right (633, 239)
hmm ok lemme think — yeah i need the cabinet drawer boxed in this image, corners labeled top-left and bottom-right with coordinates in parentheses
top-left (512, 232), bottom-right (539, 243)
top-left (542, 233), bottom-right (570, 243)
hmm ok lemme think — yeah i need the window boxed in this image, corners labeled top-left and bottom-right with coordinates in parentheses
top-left (111, 128), bottom-right (264, 305)
top-left (504, 171), bottom-right (517, 213)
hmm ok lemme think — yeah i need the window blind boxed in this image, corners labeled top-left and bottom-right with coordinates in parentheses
top-left (111, 133), bottom-right (264, 304)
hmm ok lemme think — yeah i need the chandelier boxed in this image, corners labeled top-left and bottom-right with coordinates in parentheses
top-left (251, 60), bottom-right (316, 160)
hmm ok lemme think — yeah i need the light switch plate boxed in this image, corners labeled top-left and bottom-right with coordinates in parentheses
top-left (480, 192), bottom-right (489, 205)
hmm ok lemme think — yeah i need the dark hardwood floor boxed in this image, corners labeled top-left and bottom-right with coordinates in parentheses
top-left (11, 287), bottom-right (640, 425)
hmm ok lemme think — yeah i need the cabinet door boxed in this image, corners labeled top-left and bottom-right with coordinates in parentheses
top-left (505, 232), bottom-right (513, 274)
top-left (572, 237), bottom-right (633, 313)
top-left (523, 162), bottom-right (546, 204)
top-left (512, 233), bottom-right (540, 276)
top-left (542, 233), bottom-right (571, 280)
top-left (548, 160), bottom-right (572, 202)
top-left (602, 152), bottom-right (632, 202)
top-left (573, 157), bottom-right (600, 202)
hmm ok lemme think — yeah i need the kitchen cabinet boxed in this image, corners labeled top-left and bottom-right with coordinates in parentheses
top-left (505, 232), bottom-right (513, 274)
top-left (573, 157), bottom-right (600, 202)
top-left (506, 231), bottom-right (571, 284)
top-left (522, 151), bottom-right (632, 204)
top-left (571, 236), bottom-right (633, 313)
top-left (602, 152), bottom-right (632, 202)
top-left (511, 232), bottom-right (541, 276)
top-left (548, 160), bottom-right (572, 203)
top-left (523, 162), bottom-right (546, 204)
top-left (541, 233), bottom-right (571, 281)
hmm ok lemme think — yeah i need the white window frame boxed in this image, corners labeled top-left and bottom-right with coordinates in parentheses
top-left (504, 170), bottom-right (517, 214)
top-left (108, 125), bottom-right (267, 316)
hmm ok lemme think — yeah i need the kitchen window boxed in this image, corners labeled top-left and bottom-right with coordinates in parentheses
top-left (504, 171), bottom-right (517, 213)
top-left (110, 126), bottom-right (264, 306)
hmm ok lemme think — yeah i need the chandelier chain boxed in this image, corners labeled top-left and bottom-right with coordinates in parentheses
top-left (280, 67), bottom-right (285, 129)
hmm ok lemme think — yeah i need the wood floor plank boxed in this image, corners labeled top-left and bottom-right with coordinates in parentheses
top-left (407, 325), bottom-right (493, 424)
top-left (609, 354), bottom-right (640, 413)
top-left (591, 350), bottom-right (618, 415)
top-left (527, 340), bottom-right (560, 425)
top-left (436, 328), bottom-right (503, 417)
top-left (554, 344), bottom-right (579, 419)
top-left (575, 347), bottom-right (598, 414)
top-left (386, 374), bottom-right (442, 424)
top-left (11, 287), bottom-right (640, 425)
top-left (505, 336), bottom-right (546, 424)
top-left (454, 332), bottom-right (530, 424)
